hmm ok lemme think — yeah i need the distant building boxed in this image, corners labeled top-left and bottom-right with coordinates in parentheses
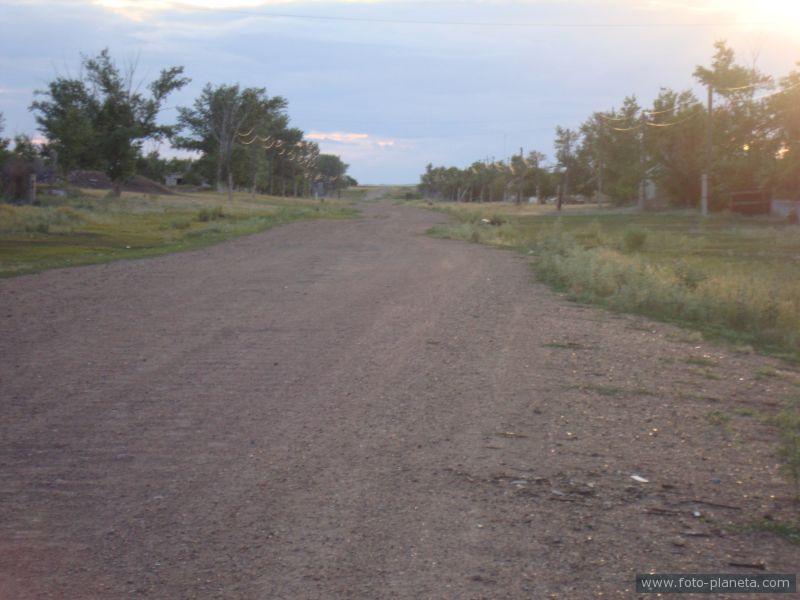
top-left (165, 172), bottom-right (185, 187)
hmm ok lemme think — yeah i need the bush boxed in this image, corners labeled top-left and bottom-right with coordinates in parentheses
top-left (170, 218), bottom-right (191, 230)
top-left (621, 226), bottom-right (648, 252)
top-left (197, 206), bottom-right (224, 222)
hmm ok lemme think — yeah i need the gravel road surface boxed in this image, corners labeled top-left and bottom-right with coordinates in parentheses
top-left (1, 198), bottom-right (798, 598)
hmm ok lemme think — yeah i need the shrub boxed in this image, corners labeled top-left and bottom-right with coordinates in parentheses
top-left (621, 226), bottom-right (648, 252)
top-left (170, 218), bottom-right (191, 230)
top-left (197, 206), bottom-right (224, 222)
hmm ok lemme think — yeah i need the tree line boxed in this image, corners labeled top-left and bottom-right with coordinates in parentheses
top-left (0, 49), bottom-right (354, 201)
top-left (420, 41), bottom-right (800, 208)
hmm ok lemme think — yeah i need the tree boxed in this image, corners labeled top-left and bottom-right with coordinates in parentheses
top-left (316, 154), bottom-right (350, 197)
top-left (176, 84), bottom-right (274, 201)
top-left (769, 65), bottom-right (800, 198)
top-left (239, 96), bottom-right (288, 196)
top-left (693, 41), bottom-right (773, 202)
top-left (12, 135), bottom-right (39, 162)
top-left (30, 77), bottom-right (98, 174)
top-left (554, 126), bottom-right (580, 210)
top-left (31, 49), bottom-right (189, 195)
top-left (0, 112), bottom-right (10, 163)
top-left (643, 89), bottom-right (704, 206)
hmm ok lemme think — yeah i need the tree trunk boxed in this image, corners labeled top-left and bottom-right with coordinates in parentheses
top-left (557, 183), bottom-right (563, 211)
top-left (216, 157), bottom-right (224, 194)
top-left (250, 151), bottom-right (258, 198)
top-left (111, 180), bottom-right (122, 198)
top-left (227, 170), bottom-right (233, 203)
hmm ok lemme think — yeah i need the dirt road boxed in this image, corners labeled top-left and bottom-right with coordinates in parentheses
top-left (1, 198), bottom-right (797, 598)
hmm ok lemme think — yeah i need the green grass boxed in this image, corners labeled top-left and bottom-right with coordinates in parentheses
top-left (0, 188), bottom-right (357, 277)
top-left (543, 340), bottom-right (588, 350)
top-left (571, 383), bottom-right (654, 397)
top-left (423, 201), bottom-right (800, 360)
top-left (685, 356), bottom-right (719, 367)
top-left (746, 520), bottom-right (800, 545)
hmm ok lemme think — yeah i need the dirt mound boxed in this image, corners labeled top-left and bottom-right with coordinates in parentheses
top-left (68, 170), bottom-right (174, 195)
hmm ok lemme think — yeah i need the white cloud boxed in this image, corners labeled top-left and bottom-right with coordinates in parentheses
top-left (307, 131), bottom-right (368, 143)
top-left (307, 130), bottom-right (399, 148)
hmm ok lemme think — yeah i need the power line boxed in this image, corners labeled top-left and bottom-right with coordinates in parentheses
top-left (645, 112), bottom-right (700, 127)
top-left (609, 124), bottom-right (642, 132)
top-left (597, 113), bottom-right (631, 122)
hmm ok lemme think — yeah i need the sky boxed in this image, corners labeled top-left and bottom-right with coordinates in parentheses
top-left (2, 0), bottom-right (800, 183)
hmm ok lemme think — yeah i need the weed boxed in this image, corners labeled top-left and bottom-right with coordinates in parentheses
top-left (693, 368), bottom-right (722, 381)
top-left (170, 218), bottom-right (191, 230)
top-left (574, 384), bottom-right (653, 397)
top-left (732, 406), bottom-right (758, 417)
top-left (621, 226), bottom-right (648, 252)
top-left (706, 410), bottom-right (731, 428)
top-left (746, 519), bottom-right (800, 544)
top-left (685, 356), bottom-right (718, 367)
top-left (544, 341), bottom-right (587, 350)
top-left (774, 406), bottom-right (800, 499)
top-left (425, 204), bottom-right (800, 359)
top-left (197, 206), bottom-right (224, 222)
top-left (756, 366), bottom-right (781, 379)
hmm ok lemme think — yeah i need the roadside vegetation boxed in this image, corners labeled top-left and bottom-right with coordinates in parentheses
top-left (419, 42), bottom-right (800, 213)
top-left (0, 48), bottom-right (362, 276)
top-left (424, 199), bottom-right (800, 535)
top-left (0, 188), bottom-right (356, 277)
top-left (411, 40), bottom-right (800, 540)
top-left (426, 203), bottom-right (800, 360)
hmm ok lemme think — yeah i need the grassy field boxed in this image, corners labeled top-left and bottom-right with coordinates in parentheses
top-left (420, 200), bottom-right (800, 360)
top-left (0, 188), bottom-right (359, 277)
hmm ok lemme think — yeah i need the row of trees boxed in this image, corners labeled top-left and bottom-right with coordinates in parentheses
top-left (4, 49), bottom-right (353, 200)
top-left (420, 41), bottom-right (800, 207)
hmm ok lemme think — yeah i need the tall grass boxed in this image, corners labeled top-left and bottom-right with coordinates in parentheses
top-left (428, 206), bottom-right (800, 358)
top-left (0, 204), bottom-right (86, 234)
top-left (0, 189), bottom-right (357, 277)
top-left (534, 226), bottom-right (800, 354)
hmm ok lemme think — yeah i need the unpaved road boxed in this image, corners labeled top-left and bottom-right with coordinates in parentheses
top-left (1, 199), bottom-right (798, 599)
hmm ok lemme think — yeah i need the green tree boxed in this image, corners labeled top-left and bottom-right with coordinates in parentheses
top-left (643, 89), bottom-right (704, 206)
top-left (554, 126), bottom-right (580, 209)
top-left (176, 84), bottom-right (275, 201)
top-left (12, 135), bottom-right (39, 161)
top-left (769, 65), bottom-right (800, 198)
top-left (693, 41), bottom-right (773, 201)
top-left (0, 113), bottom-right (11, 163)
top-left (31, 49), bottom-right (189, 195)
top-left (316, 154), bottom-right (350, 197)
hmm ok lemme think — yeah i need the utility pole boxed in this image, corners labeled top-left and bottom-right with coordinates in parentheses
top-left (701, 83), bottom-right (713, 216)
top-left (596, 153), bottom-right (604, 207)
top-left (638, 122), bottom-right (646, 210)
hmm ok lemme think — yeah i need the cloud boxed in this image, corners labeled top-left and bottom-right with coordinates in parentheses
top-left (89, 0), bottom-right (398, 19)
top-left (305, 131), bottom-right (410, 181)
top-left (306, 131), bottom-right (369, 143)
top-left (306, 130), bottom-right (402, 151)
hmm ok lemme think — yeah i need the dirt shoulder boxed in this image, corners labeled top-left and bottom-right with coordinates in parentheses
top-left (0, 200), bottom-right (797, 598)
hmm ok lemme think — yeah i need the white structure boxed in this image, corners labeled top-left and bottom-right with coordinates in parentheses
top-left (771, 199), bottom-right (800, 219)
